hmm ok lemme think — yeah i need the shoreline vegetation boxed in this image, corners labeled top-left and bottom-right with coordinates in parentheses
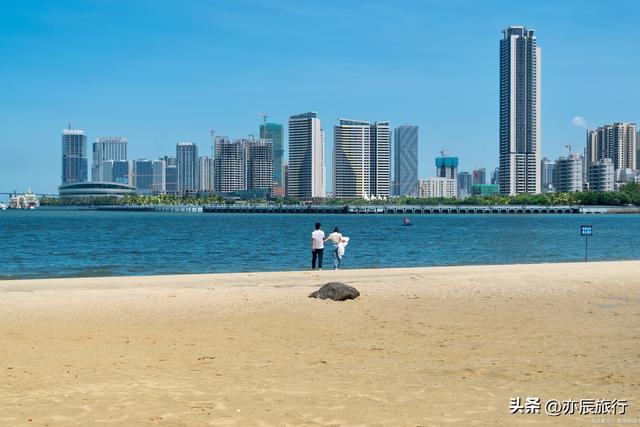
top-left (38, 182), bottom-right (640, 207)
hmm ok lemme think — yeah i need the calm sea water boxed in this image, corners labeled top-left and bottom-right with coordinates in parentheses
top-left (1, 209), bottom-right (639, 280)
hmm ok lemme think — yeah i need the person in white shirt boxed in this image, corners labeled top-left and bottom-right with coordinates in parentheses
top-left (325, 227), bottom-right (344, 270)
top-left (311, 222), bottom-right (325, 270)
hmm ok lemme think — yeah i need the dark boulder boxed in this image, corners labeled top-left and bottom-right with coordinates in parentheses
top-left (309, 282), bottom-right (360, 301)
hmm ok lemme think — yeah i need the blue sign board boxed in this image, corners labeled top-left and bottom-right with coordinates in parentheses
top-left (581, 225), bottom-right (593, 237)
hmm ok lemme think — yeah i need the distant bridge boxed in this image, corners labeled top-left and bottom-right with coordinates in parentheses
top-left (0, 192), bottom-right (58, 197)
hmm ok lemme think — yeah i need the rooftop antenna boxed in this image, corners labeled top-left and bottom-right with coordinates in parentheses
top-left (566, 143), bottom-right (572, 154)
top-left (440, 148), bottom-right (448, 157)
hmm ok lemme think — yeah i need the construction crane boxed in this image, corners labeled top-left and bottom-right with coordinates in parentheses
top-left (257, 113), bottom-right (269, 124)
top-left (565, 143), bottom-right (572, 154)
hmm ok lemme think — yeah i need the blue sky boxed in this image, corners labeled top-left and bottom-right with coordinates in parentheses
top-left (1, 0), bottom-right (638, 194)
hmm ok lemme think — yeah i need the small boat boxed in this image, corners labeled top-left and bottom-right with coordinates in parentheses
top-left (9, 189), bottom-right (39, 209)
top-left (402, 217), bottom-right (412, 226)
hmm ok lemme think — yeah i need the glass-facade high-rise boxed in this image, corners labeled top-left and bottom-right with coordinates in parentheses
top-left (472, 168), bottom-right (487, 185)
top-left (101, 160), bottom-right (131, 184)
top-left (162, 156), bottom-right (178, 194)
top-left (61, 128), bottom-right (88, 184)
top-left (176, 142), bottom-right (198, 193)
top-left (333, 119), bottom-right (390, 199)
top-left (260, 123), bottom-right (284, 193)
top-left (132, 159), bottom-right (165, 194)
top-left (92, 137), bottom-right (127, 182)
top-left (457, 171), bottom-right (472, 198)
top-left (540, 157), bottom-right (556, 193)
top-left (393, 125), bottom-right (418, 196)
top-left (288, 112), bottom-right (325, 199)
top-left (499, 26), bottom-right (541, 195)
top-left (132, 159), bottom-right (154, 194)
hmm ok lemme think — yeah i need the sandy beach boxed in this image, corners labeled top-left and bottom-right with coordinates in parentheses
top-left (1, 262), bottom-right (639, 426)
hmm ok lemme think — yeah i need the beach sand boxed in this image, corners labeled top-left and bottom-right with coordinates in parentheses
top-left (1, 262), bottom-right (639, 426)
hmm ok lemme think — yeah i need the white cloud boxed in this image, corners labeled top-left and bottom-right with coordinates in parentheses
top-left (572, 116), bottom-right (588, 128)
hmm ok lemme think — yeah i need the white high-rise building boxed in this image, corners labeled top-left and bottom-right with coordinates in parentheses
top-left (586, 123), bottom-right (637, 173)
top-left (588, 159), bottom-right (614, 192)
top-left (288, 112), bottom-right (325, 199)
top-left (92, 137), bottom-right (127, 182)
top-left (333, 119), bottom-right (390, 199)
top-left (499, 26), bottom-right (541, 195)
top-left (214, 137), bottom-right (246, 193)
top-left (554, 153), bottom-right (583, 193)
top-left (247, 139), bottom-right (274, 191)
top-left (198, 156), bottom-right (213, 192)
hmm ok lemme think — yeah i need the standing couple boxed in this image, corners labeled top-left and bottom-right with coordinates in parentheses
top-left (311, 222), bottom-right (348, 271)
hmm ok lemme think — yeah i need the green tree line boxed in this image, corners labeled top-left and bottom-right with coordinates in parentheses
top-left (39, 183), bottom-right (640, 207)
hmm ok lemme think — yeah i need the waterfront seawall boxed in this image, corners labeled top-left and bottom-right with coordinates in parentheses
top-left (93, 204), bottom-right (640, 214)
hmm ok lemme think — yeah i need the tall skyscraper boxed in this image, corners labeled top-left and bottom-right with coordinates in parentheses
top-left (499, 26), bottom-right (541, 195)
top-left (283, 162), bottom-right (289, 196)
top-left (472, 168), bottom-right (487, 185)
top-left (152, 159), bottom-right (166, 193)
top-left (162, 156), bottom-right (178, 194)
top-left (288, 112), bottom-right (325, 199)
top-left (333, 119), bottom-right (390, 199)
top-left (491, 167), bottom-right (500, 185)
top-left (247, 139), bottom-right (274, 191)
top-left (457, 171), bottom-right (472, 198)
top-left (102, 160), bottom-right (131, 184)
top-left (92, 137), bottom-right (127, 181)
top-left (132, 159), bottom-right (165, 194)
top-left (61, 128), bottom-right (88, 184)
top-left (214, 137), bottom-right (246, 193)
top-left (393, 125), bottom-right (418, 196)
top-left (176, 142), bottom-right (198, 193)
top-left (260, 123), bottom-right (284, 193)
top-left (540, 157), bottom-right (556, 193)
top-left (198, 156), bottom-right (213, 192)
top-left (587, 123), bottom-right (637, 173)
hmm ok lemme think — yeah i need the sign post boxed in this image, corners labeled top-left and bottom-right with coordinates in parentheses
top-left (580, 224), bottom-right (593, 262)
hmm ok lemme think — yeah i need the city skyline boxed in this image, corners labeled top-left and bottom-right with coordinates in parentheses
top-left (1, 0), bottom-right (639, 193)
